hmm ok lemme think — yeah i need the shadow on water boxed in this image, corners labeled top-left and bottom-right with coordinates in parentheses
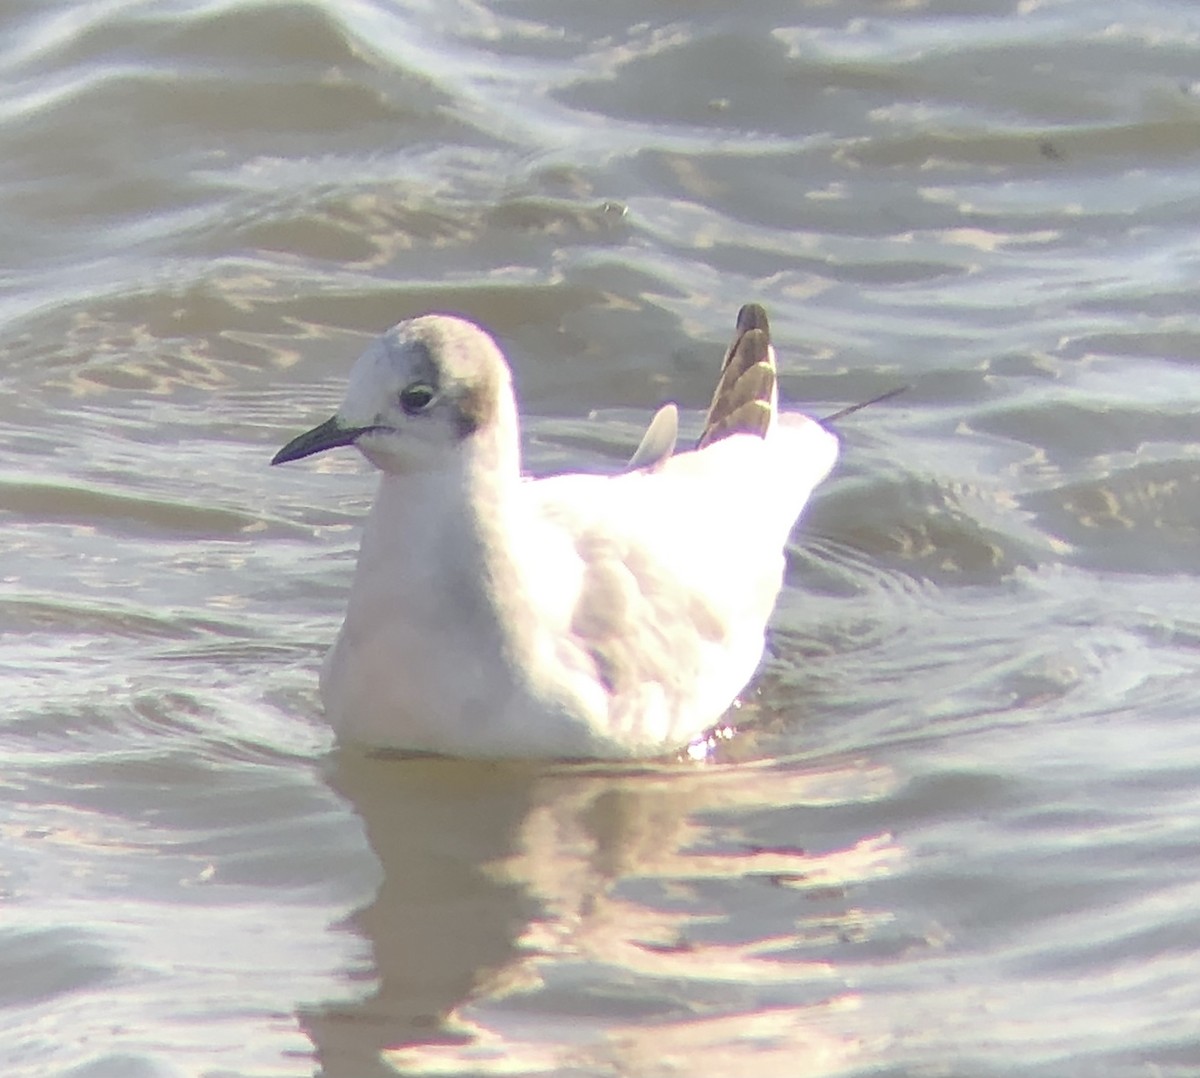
top-left (301, 752), bottom-right (541, 1078)
top-left (302, 747), bottom-right (901, 1077)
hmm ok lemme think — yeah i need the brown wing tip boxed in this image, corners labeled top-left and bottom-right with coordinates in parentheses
top-left (698, 303), bottom-right (777, 449)
top-left (735, 303), bottom-right (769, 337)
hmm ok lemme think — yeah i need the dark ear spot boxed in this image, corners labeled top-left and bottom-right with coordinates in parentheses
top-left (455, 379), bottom-right (495, 438)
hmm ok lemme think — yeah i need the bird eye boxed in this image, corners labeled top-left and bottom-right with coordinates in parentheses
top-left (399, 382), bottom-right (436, 414)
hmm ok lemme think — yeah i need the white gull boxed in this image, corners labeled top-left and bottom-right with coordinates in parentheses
top-left (272, 304), bottom-right (839, 759)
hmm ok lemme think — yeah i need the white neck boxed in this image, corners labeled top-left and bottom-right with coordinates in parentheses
top-left (344, 415), bottom-right (531, 680)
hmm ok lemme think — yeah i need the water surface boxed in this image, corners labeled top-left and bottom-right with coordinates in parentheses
top-left (4, 1), bottom-right (1200, 1075)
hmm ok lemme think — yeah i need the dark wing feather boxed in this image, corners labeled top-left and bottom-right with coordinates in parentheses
top-left (697, 303), bottom-right (777, 449)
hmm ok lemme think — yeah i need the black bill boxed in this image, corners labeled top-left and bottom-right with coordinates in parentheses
top-left (271, 416), bottom-right (384, 465)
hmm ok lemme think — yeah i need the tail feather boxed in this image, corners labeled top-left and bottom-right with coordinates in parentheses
top-left (625, 403), bottom-right (678, 472)
top-left (697, 303), bottom-right (777, 449)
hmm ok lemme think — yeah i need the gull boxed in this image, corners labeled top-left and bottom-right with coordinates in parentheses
top-left (272, 304), bottom-right (840, 759)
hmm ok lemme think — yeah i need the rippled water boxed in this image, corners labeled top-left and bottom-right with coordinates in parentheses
top-left (5, 1), bottom-right (1200, 1075)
